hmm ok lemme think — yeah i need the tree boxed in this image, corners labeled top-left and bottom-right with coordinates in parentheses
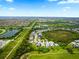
top-left (66, 48), bottom-right (74, 54)
top-left (38, 47), bottom-right (50, 53)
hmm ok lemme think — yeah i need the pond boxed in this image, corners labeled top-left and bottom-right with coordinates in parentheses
top-left (0, 30), bottom-right (20, 38)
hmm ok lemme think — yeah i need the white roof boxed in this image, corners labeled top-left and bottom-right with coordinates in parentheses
top-left (74, 40), bottom-right (79, 43)
top-left (54, 44), bottom-right (59, 46)
top-left (71, 42), bottom-right (76, 44)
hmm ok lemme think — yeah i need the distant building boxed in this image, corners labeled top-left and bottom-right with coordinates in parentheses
top-left (32, 31), bottom-right (36, 36)
top-left (71, 40), bottom-right (79, 48)
top-left (46, 40), bottom-right (55, 47)
top-left (36, 39), bottom-right (59, 47)
top-left (38, 32), bottom-right (42, 38)
top-left (74, 40), bottom-right (79, 43)
top-left (0, 40), bottom-right (5, 47)
top-left (36, 41), bottom-right (42, 47)
top-left (54, 43), bottom-right (59, 46)
top-left (46, 41), bottom-right (49, 48)
top-left (0, 40), bottom-right (11, 49)
top-left (49, 41), bottom-right (55, 46)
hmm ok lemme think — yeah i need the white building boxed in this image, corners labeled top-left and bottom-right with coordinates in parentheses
top-left (0, 40), bottom-right (11, 49)
top-left (54, 43), bottom-right (59, 46)
top-left (49, 41), bottom-right (55, 46)
top-left (38, 32), bottom-right (42, 38)
top-left (36, 41), bottom-right (42, 46)
top-left (71, 40), bottom-right (79, 48)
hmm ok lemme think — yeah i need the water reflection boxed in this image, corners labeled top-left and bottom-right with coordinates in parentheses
top-left (0, 30), bottom-right (20, 38)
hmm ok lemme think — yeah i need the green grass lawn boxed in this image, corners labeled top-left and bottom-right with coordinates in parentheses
top-left (21, 47), bottom-right (79, 59)
top-left (0, 29), bottom-right (6, 34)
top-left (0, 30), bottom-right (3, 33)
top-left (29, 53), bottom-right (79, 59)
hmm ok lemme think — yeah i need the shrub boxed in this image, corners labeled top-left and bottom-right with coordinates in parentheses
top-left (38, 47), bottom-right (50, 53)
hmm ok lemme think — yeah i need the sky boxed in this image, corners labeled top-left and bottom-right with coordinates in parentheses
top-left (0, 0), bottom-right (79, 17)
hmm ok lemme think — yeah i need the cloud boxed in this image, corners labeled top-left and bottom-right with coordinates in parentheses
top-left (9, 7), bottom-right (15, 11)
top-left (64, 7), bottom-right (70, 11)
top-left (48, 0), bottom-right (57, 2)
top-left (62, 7), bottom-right (71, 14)
top-left (0, 7), bottom-right (2, 12)
top-left (0, 8), bottom-right (2, 12)
top-left (41, 5), bottom-right (46, 8)
top-left (0, 5), bottom-right (2, 7)
top-left (0, 5), bottom-right (2, 12)
top-left (5, 0), bottom-right (13, 3)
top-left (7, 7), bottom-right (15, 15)
top-left (58, 0), bottom-right (79, 4)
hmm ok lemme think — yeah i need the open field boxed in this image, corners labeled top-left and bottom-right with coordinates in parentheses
top-left (29, 53), bottom-right (79, 59)
top-left (21, 49), bottom-right (79, 59)
top-left (42, 30), bottom-right (79, 44)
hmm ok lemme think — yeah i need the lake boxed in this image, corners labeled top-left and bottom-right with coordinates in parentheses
top-left (0, 30), bottom-right (20, 38)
